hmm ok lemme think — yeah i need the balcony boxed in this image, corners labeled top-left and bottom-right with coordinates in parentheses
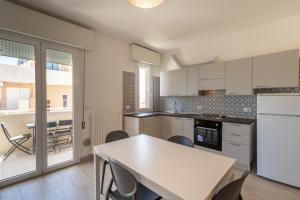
top-left (0, 110), bottom-right (73, 181)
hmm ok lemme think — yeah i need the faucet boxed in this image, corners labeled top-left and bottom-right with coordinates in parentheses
top-left (173, 101), bottom-right (178, 113)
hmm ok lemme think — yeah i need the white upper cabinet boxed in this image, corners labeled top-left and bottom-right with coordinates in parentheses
top-left (160, 71), bottom-right (173, 96)
top-left (198, 62), bottom-right (226, 90)
top-left (187, 66), bottom-right (199, 96)
top-left (226, 57), bottom-right (253, 95)
top-left (173, 68), bottom-right (187, 96)
top-left (253, 49), bottom-right (299, 88)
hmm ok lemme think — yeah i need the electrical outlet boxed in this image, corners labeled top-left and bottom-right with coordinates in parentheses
top-left (243, 107), bottom-right (252, 113)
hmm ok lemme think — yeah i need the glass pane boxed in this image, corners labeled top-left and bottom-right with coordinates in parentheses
top-left (138, 64), bottom-right (152, 109)
top-left (0, 38), bottom-right (36, 181)
top-left (46, 48), bottom-right (73, 167)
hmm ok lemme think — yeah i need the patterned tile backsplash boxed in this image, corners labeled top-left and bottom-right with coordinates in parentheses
top-left (123, 71), bottom-right (135, 113)
top-left (159, 91), bottom-right (257, 118)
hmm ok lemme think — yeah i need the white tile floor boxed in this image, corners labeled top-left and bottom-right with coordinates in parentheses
top-left (0, 148), bottom-right (73, 181)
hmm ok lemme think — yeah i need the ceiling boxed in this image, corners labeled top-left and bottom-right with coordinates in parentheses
top-left (8, 0), bottom-right (300, 53)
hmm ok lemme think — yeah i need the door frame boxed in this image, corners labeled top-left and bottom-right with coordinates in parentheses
top-left (0, 28), bottom-right (84, 186)
top-left (41, 41), bottom-right (82, 173)
top-left (0, 29), bottom-right (43, 187)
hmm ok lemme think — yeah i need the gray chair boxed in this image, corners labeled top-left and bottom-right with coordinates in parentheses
top-left (1, 122), bottom-right (32, 161)
top-left (168, 135), bottom-right (194, 148)
top-left (212, 171), bottom-right (249, 200)
top-left (56, 119), bottom-right (73, 148)
top-left (47, 121), bottom-right (58, 153)
top-left (100, 130), bottom-right (130, 194)
top-left (105, 158), bottom-right (161, 200)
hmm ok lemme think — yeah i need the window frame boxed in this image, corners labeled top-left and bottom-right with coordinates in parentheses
top-left (136, 62), bottom-right (153, 112)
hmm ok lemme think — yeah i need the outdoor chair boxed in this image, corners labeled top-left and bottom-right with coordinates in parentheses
top-left (1, 122), bottom-right (32, 161)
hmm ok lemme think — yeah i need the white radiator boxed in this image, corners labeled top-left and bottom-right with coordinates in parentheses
top-left (91, 111), bottom-right (123, 146)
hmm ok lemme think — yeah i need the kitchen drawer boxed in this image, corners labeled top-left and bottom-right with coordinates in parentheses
top-left (223, 122), bottom-right (250, 134)
top-left (222, 140), bottom-right (250, 165)
top-left (223, 130), bottom-right (250, 145)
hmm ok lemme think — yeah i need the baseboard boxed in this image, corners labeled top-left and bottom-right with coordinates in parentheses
top-left (80, 154), bottom-right (93, 162)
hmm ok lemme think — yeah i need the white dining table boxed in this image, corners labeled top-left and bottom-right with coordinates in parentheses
top-left (94, 134), bottom-right (235, 200)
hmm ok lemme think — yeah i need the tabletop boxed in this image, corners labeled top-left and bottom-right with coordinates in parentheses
top-left (94, 134), bottom-right (235, 200)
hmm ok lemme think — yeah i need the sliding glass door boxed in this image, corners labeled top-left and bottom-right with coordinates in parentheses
top-left (41, 42), bottom-right (80, 172)
top-left (0, 30), bottom-right (82, 186)
top-left (0, 32), bottom-right (42, 186)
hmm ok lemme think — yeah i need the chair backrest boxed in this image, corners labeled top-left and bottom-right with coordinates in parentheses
top-left (58, 119), bottom-right (72, 126)
top-left (47, 121), bottom-right (58, 128)
top-left (168, 135), bottom-right (194, 148)
top-left (1, 122), bottom-right (12, 140)
top-left (105, 130), bottom-right (129, 143)
top-left (212, 171), bottom-right (249, 200)
top-left (109, 158), bottom-right (137, 198)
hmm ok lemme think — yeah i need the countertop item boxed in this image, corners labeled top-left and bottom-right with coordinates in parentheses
top-left (124, 112), bottom-right (255, 125)
top-left (94, 135), bottom-right (235, 200)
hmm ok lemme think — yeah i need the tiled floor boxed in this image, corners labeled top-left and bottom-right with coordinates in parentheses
top-left (0, 148), bottom-right (73, 181)
top-left (1, 160), bottom-right (300, 200)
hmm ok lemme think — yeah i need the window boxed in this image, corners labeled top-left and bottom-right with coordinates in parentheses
top-left (5, 87), bottom-right (30, 111)
top-left (137, 63), bottom-right (153, 110)
top-left (62, 95), bottom-right (68, 108)
top-left (46, 63), bottom-right (59, 71)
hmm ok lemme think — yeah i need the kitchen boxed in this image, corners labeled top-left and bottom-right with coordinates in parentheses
top-left (1, 1), bottom-right (300, 199)
top-left (124, 47), bottom-right (300, 185)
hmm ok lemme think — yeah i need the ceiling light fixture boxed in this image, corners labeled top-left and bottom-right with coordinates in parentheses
top-left (128, 0), bottom-right (165, 9)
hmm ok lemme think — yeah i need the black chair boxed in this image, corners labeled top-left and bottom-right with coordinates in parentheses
top-left (1, 122), bottom-right (32, 161)
top-left (100, 130), bottom-right (129, 195)
top-left (47, 121), bottom-right (58, 153)
top-left (168, 135), bottom-right (194, 148)
top-left (56, 119), bottom-right (73, 148)
top-left (105, 158), bottom-right (161, 200)
top-left (212, 171), bottom-right (249, 200)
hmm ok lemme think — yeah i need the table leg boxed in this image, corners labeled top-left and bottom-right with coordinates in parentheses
top-left (94, 154), bottom-right (101, 200)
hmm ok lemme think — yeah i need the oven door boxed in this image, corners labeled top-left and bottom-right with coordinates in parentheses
top-left (194, 126), bottom-right (222, 151)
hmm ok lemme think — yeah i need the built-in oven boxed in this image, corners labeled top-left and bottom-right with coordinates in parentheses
top-left (194, 119), bottom-right (222, 151)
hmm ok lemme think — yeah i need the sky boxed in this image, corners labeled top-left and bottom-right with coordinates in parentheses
top-left (0, 56), bottom-right (19, 65)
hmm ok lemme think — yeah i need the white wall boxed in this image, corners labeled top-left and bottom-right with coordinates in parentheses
top-left (0, 1), bottom-right (95, 49)
top-left (161, 14), bottom-right (300, 71)
top-left (78, 33), bottom-right (136, 156)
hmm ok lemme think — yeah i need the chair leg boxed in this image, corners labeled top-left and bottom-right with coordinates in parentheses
top-left (238, 193), bottom-right (243, 200)
top-left (101, 160), bottom-right (108, 194)
top-left (12, 138), bottom-right (32, 155)
top-left (105, 178), bottom-right (113, 200)
top-left (3, 146), bottom-right (17, 161)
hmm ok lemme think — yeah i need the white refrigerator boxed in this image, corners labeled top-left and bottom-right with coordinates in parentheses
top-left (257, 94), bottom-right (300, 188)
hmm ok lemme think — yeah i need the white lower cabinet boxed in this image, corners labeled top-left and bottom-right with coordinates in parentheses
top-left (142, 116), bottom-right (160, 138)
top-left (182, 118), bottom-right (194, 142)
top-left (124, 116), bottom-right (160, 138)
top-left (124, 116), bottom-right (141, 137)
top-left (160, 116), bottom-right (183, 140)
top-left (222, 122), bottom-right (254, 170)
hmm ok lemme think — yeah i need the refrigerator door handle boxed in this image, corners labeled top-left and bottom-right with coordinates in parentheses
top-left (257, 113), bottom-right (300, 117)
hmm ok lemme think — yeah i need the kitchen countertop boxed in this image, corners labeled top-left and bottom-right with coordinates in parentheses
top-left (124, 112), bottom-right (255, 125)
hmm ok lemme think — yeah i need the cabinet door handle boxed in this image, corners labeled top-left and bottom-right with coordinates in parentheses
top-left (229, 123), bottom-right (241, 126)
top-left (255, 85), bottom-right (267, 88)
top-left (227, 92), bottom-right (239, 95)
top-left (231, 133), bottom-right (241, 136)
top-left (229, 142), bottom-right (241, 146)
